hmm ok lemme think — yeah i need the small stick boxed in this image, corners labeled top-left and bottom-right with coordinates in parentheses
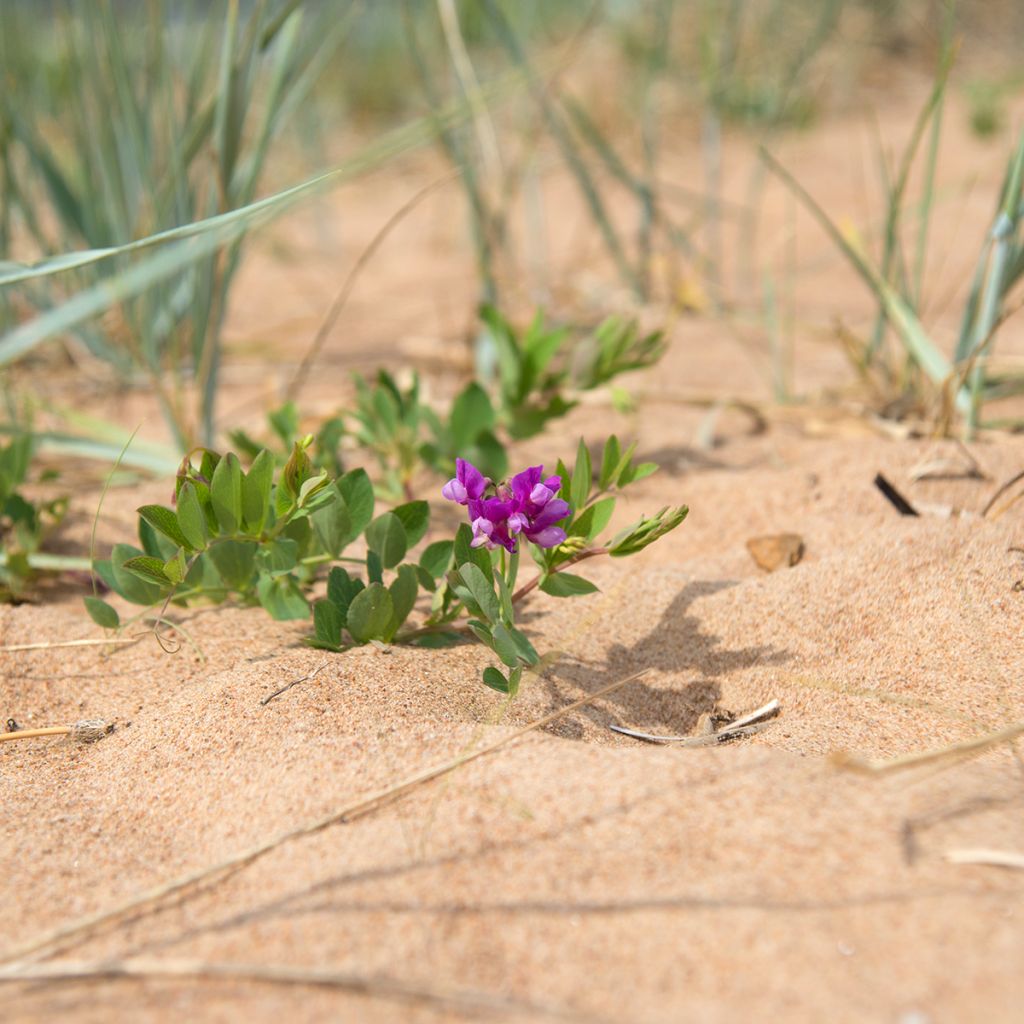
top-left (981, 468), bottom-right (1024, 518)
top-left (0, 721), bottom-right (112, 744)
top-left (832, 718), bottom-right (1024, 775)
top-left (260, 662), bottom-right (327, 706)
top-left (2, 669), bottom-right (649, 967)
top-left (609, 699), bottom-right (781, 746)
top-left (0, 637), bottom-right (140, 653)
top-left (0, 957), bottom-right (599, 1022)
top-left (873, 473), bottom-right (919, 516)
top-left (944, 848), bottom-right (1024, 870)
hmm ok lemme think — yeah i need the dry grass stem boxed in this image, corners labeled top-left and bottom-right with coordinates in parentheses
top-left (610, 699), bottom-right (780, 745)
top-left (0, 721), bottom-right (112, 744)
top-left (832, 719), bottom-right (1024, 776)
top-left (944, 848), bottom-right (1024, 870)
top-left (0, 637), bottom-right (140, 653)
top-left (0, 957), bottom-right (601, 1021)
top-left (2, 669), bottom-right (649, 967)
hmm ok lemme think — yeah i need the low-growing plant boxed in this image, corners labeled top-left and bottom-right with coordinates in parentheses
top-left (0, 432), bottom-right (69, 601)
top-left (88, 431), bottom-right (686, 696)
top-left (306, 435), bottom-right (686, 695)
top-left (86, 436), bottom-right (426, 629)
top-left (347, 307), bottom-right (665, 499)
top-left (228, 400), bottom-right (345, 478)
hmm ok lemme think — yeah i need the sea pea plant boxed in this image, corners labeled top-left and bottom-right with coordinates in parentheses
top-left (86, 431), bottom-right (686, 696)
top-left (85, 435), bottom-right (428, 630)
top-left (307, 436), bottom-right (687, 695)
top-left (349, 307), bottom-right (665, 499)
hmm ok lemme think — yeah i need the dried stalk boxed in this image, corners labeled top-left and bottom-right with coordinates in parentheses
top-left (2, 669), bottom-right (649, 967)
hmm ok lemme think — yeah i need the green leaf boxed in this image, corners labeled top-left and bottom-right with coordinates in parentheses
top-left (163, 550), bottom-right (188, 585)
top-left (482, 665), bottom-right (511, 693)
top-left (346, 582), bottom-right (394, 643)
top-left (540, 572), bottom-right (600, 597)
top-left (609, 505), bottom-right (689, 556)
top-left (415, 566), bottom-right (437, 592)
top-left (310, 488), bottom-right (354, 558)
top-left (365, 511), bottom-right (407, 569)
top-left (122, 555), bottom-right (172, 588)
top-left (175, 481), bottom-right (209, 550)
top-left (387, 564), bottom-right (419, 637)
top-left (419, 540), bottom-right (453, 579)
top-left (570, 497), bottom-right (615, 542)
top-left (507, 666), bottom-right (523, 696)
top-left (570, 438), bottom-right (591, 514)
top-left (449, 382), bottom-right (495, 448)
top-left (392, 500), bottom-right (429, 548)
top-left (138, 505), bottom-right (192, 551)
top-left (257, 537), bottom-right (298, 577)
top-left (337, 468), bottom-right (374, 538)
top-left (454, 522), bottom-right (493, 580)
top-left (138, 518), bottom-right (171, 561)
top-left (491, 621), bottom-right (523, 668)
top-left (298, 470), bottom-right (330, 507)
top-left (210, 452), bottom-right (243, 534)
top-left (107, 544), bottom-right (163, 605)
top-left (312, 599), bottom-right (344, 650)
top-left (507, 625), bottom-right (539, 665)
top-left (242, 449), bottom-right (274, 533)
top-left (256, 574), bottom-right (309, 620)
top-left (207, 539), bottom-right (258, 590)
top-left (599, 435), bottom-right (621, 489)
top-left (84, 596), bottom-right (120, 629)
top-left (467, 619), bottom-right (493, 646)
top-left (457, 563), bottom-right (501, 625)
top-left (326, 566), bottom-right (365, 626)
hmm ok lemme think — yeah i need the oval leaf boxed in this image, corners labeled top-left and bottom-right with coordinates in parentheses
top-left (365, 511), bottom-right (407, 569)
top-left (175, 481), bottom-right (209, 550)
top-left (346, 582), bottom-right (394, 643)
top-left (539, 572), bottom-right (600, 598)
top-left (138, 504), bottom-right (192, 551)
top-left (210, 452), bottom-right (243, 533)
top-left (392, 500), bottom-right (429, 548)
top-left (84, 596), bottom-right (120, 629)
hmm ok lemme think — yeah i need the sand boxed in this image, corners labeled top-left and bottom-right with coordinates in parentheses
top-left (3, 60), bottom-right (1024, 1024)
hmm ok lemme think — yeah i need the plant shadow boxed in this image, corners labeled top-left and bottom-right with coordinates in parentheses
top-left (537, 580), bottom-right (789, 740)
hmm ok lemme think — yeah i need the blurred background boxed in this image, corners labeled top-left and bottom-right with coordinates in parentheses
top-left (1, 0), bottom-right (1024, 581)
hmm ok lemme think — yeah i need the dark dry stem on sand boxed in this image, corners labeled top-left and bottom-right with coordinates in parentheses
top-left (1, 669), bottom-right (650, 967)
top-left (0, 958), bottom-right (608, 1023)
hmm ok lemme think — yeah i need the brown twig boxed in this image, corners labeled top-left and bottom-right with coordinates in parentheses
top-left (982, 468), bottom-right (1024, 518)
top-left (260, 662), bottom-right (327, 706)
top-left (0, 721), bottom-right (112, 744)
top-left (832, 718), bottom-right (1024, 776)
top-left (0, 637), bottom-right (140, 653)
top-left (2, 669), bottom-right (649, 967)
top-left (0, 957), bottom-right (602, 1022)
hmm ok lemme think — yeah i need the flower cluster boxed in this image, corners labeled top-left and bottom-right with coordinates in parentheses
top-left (442, 459), bottom-right (570, 552)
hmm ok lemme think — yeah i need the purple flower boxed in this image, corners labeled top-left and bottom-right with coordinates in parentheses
top-left (510, 465), bottom-right (561, 512)
top-left (468, 496), bottom-right (517, 552)
top-left (442, 458), bottom-right (488, 505)
top-left (444, 460), bottom-right (570, 553)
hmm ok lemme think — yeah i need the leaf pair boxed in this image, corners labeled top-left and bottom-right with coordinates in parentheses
top-left (309, 563), bottom-right (419, 650)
